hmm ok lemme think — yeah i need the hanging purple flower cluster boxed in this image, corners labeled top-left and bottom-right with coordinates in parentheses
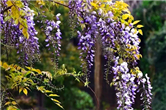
top-left (18, 5), bottom-right (40, 65)
top-left (69, 0), bottom-right (99, 79)
top-left (0, 14), bottom-right (5, 33)
top-left (69, 0), bottom-right (152, 109)
top-left (1, 2), bottom-right (40, 65)
top-left (1, 0), bottom-right (152, 109)
top-left (139, 74), bottom-right (153, 109)
top-left (44, 13), bottom-right (62, 67)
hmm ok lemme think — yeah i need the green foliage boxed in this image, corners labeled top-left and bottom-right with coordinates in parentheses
top-left (133, 1), bottom-right (166, 38)
top-left (146, 22), bottom-right (166, 110)
top-left (0, 1), bottom-right (94, 109)
top-left (0, 61), bottom-right (64, 109)
top-left (59, 43), bottom-right (82, 72)
top-left (70, 87), bottom-right (94, 110)
top-left (5, 0), bottom-right (29, 38)
top-left (133, 1), bottom-right (166, 110)
top-left (45, 87), bottom-right (94, 110)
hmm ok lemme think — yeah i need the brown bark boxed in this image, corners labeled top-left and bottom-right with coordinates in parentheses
top-left (94, 37), bottom-right (103, 110)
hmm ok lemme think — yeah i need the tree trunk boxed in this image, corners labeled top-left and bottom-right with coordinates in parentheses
top-left (94, 37), bottom-right (103, 110)
top-left (37, 91), bottom-right (44, 110)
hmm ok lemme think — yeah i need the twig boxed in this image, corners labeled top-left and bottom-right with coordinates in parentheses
top-left (1, 83), bottom-right (22, 109)
top-left (54, 73), bottom-right (99, 108)
top-left (52, 1), bottom-right (70, 9)
top-left (1, 5), bottom-right (13, 14)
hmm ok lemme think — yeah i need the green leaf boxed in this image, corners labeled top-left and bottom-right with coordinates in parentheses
top-left (11, 101), bottom-right (17, 105)
top-left (42, 71), bottom-right (52, 80)
top-left (110, 82), bottom-right (114, 87)
top-left (138, 29), bottom-right (143, 35)
top-left (80, 24), bottom-right (85, 30)
top-left (132, 20), bottom-right (140, 25)
top-left (90, 2), bottom-right (98, 9)
top-left (20, 10), bottom-right (25, 16)
top-left (45, 90), bottom-right (53, 93)
top-left (4, 16), bottom-right (12, 21)
top-left (6, 1), bottom-right (13, 7)
top-left (51, 98), bottom-right (61, 103)
top-left (75, 78), bottom-right (80, 82)
top-left (5, 102), bottom-right (11, 106)
top-left (14, 19), bottom-right (19, 25)
top-left (84, 81), bottom-right (90, 87)
top-left (137, 25), bottom-right (144, 28)
top-left (7, 106), bottom-right (17, 110)
top-left (11, 6), bottom-right (19, 19)
top-left (19, 87), bottom-right (23, 94)
top-left (56, 103), bottom-right (64, 109)
top-left (23, 88), bottom-right (28, 95)
top-left (15, 0), bottom-right (24, 8)
top-left (122, 14), bottom-right (129, 20)
top-left (24, 71), bottom-right (33, 77)
top-left (22, 28), bottom-right (29, 39)
top-left (49, 94), bottom-right (59, 97)
top-left (62, 64), bottom-right (65, 69)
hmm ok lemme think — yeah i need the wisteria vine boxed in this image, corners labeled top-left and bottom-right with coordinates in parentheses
top-left (1, 1), bottom-right (40, 65)
top-left (68, 0), bottom-right (152, 109)
top-left (0, 0), bottom-right (152, 109)
top-left (44, 13), bottom-right (62, 69)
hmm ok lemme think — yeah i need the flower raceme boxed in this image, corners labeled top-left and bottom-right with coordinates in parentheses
top-left (68, 0), bottom-right (152, 109)
top-left (1, 1), bottom-right (40, 65)
top-left (1, 0), bottom-right (152, 109)
top-left (44, 13), bottom-right (62, 68)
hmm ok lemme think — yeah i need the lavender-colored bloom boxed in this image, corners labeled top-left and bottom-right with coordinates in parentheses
top-left (139, 74), bottom-right (152, 109)
top-left (56, 13), bottom-right (61, 20)
top-left (1, 4), bottom-right (40, 65)
top-left (43, 13), bottom-right (62, 67)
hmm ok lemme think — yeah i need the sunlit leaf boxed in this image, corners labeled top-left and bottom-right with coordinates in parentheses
top-left (5, 102), bottom-right (11, 106)
top-left (19, 87), bottom-right (23, 94)
top-left (11, 101), bottom-right (17, 105)
top-left (122, 14), bottom-right (129, 20)
top-left (49, 94), bottom-right (59, 97)
top-left (56, 103), bottom-right (64, 109)
top-left (51, 98), bottom-right (61, 103)
top-left (110, 82), bottom-right (114, 87)
top-left (36, 0), bottom-right (45, 5)
top-left (133, 20), bottom-right (140, 25)
top-left (23, 88), bottom-right (28, 95)
top-left (22, 28), bottom-right (29, 39)
top-left (45, 90), bottom-right (53, 93)
top-left (7, 106), bottom-right (17, 110)
top-left (42, 71), bottom-right (52, 80)
top-left (19, 25), bottom-right (23, 30)
top-left (84, 80), bottom-right (90, 87)
top-left (24, 71), bottom-right (32, 76)
top-left (4, 16), bottom-right (12, 21)
top-left (35, 69), bottom-right (42, 74)
top-left (11, 6), bottom-right (19, 19)
top-left (2, 62), bottom-right (10, 70)
top-left (137, 25), bottom-right (144, 28)
top-left (6, 1), bottom-right (13, 7)
top-left (15, 0), bottom-right (24, 8)
top-left (138, 29), bottom-right (143, 35)
top-left (90, 2), bottom-right (98, 9)
top-left (100, 4), bottom-right (105, 8)
top-left (75, 78), bottom-right (80, 82)
top-left (80, 24), bottom-right (85, 30)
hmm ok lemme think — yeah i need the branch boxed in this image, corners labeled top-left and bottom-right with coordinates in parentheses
top-left (52, 1), bottom-right (70, 9)
top-left (53, 73), bottom-right (99, 108)
top-left (1, 1), bottom-right (69, 15)
top-left (1, 5), bottom-right (13, 14)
